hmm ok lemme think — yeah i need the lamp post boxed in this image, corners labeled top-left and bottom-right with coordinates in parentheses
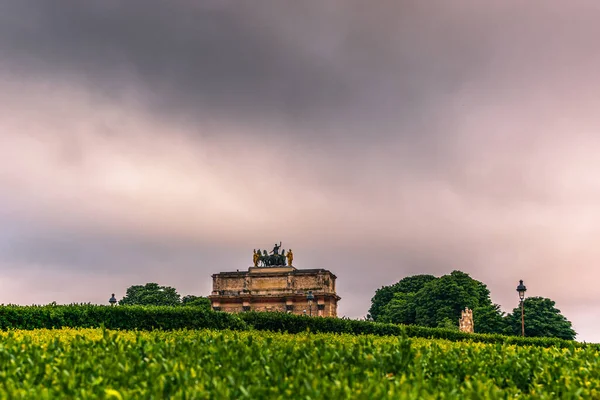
top-left (109, 293), bottom-right (117, 306)
top-left (307, 291), bottom-right (314, 317)
top-left (516, 280), bottom-right (527, 336)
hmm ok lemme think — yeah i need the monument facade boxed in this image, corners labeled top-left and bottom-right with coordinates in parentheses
top-left (209, 243), bottom-right (340, 317)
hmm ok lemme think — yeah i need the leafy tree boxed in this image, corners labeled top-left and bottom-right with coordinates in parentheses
top-left (506, 297), bottom-right (576, 340)
top-left (373, 270), bottom-right (506, 332)
top-left (413, 271), bottom-right (495, 328)
top-left (473, 303), bottom-right (509, 334)
top-left (443, 270), bottom-right (492, 307)
top-left (378, 292), bottom-right (417, 325)
top-left (119, 283), bottom-right (181, 306)
top-left (370, 271), bottom-right (574, 339)
top-left (182, 295), bottom-right (211, 311)
top-left (368, 274), bottom-right (436, 321)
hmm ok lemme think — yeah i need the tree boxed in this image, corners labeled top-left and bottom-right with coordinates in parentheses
top-left (378, 292), bottom-right (417, 325)
top-left (368, 274), bottom-right (436, 321)
top-left (119, 283), bottom-right (181, 306)
top-left (372, 270), bottom-right (506, 332)
top-left (412, 271), bottom-right (496, 328)
top-left (506, 297), bottom-right (576, 340)
top-left (473, 303), bottom-right (509, 334)
top-left (182, 295), bottom-right (211, 311)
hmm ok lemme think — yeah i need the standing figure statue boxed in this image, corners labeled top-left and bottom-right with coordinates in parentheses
top-left (256, 249), bottom-right (263, 266)
top-left (271, 241), bottom-right (282, 255)
top-left (286, 249), bottom-right (294, 266)
top-left (252, 249), bottom-right (260, 267)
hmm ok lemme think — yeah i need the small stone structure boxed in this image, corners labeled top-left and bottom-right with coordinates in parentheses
top-left (459, 307), bottom-right (474, 333)
top-left (209, 244), bottom-right (340, 317)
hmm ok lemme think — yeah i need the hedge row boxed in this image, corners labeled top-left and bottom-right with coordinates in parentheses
top-left (0, 304), bottom-right (593, 349)
top-left (239, 312), bottom-right (592, 349)
top-left (0, 304), bottom-right (245, 331)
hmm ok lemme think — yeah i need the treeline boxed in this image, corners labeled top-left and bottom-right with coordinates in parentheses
top-left (117, 282), bottom-right (211, 309)
top-left (369, 271), bottom-right (576, 340)
top-left (0, 304), bottom-right (592, 349)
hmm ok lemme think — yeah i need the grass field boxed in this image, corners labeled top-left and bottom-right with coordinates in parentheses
top-left (0, 328), bottom-right (598, 399)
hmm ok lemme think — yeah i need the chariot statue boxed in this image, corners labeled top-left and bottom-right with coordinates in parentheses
top-left (252, 242), bottom-right (293, 267)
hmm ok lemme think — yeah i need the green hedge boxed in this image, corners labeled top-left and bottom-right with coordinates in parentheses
top-left (239, 311), bottom-right (404, 336)
top-left (0, 304), bottom-right (246, 331)
top-left (238, 312), bottom-right (595, 349)
top-left (0, 305), bottom-right (594, 349)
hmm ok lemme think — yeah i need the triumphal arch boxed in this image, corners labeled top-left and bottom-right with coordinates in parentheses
top-left (209, 242), bottom-right (340, 317)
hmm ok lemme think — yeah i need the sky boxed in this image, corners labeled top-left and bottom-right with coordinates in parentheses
top-left (1, 1), bottom-right (600, 341)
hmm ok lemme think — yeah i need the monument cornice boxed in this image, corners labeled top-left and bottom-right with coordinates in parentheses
top-left (212, 267), bottom-right (337, 280)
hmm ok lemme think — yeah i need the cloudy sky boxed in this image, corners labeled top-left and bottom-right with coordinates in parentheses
top-left (2, 1), bottom-right (600, 341)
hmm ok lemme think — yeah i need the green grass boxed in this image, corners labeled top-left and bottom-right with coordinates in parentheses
top-left (0, 328), bottom-right (598, 399)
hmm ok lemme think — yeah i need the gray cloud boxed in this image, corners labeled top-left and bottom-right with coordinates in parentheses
top-left (2, 0), bottom-right (600, 341)
top-left (0, 0), bottom-right (496, 148)
top-left (0, 1), bottom-right (354, 133)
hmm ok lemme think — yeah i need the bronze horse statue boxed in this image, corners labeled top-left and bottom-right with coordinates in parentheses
top-left (258, 249), bottom-right (286, 267)
top-left (254, 243), bottom-right (289, 267)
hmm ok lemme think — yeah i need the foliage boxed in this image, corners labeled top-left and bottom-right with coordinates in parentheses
top-left (0, 327), bottom-right (599, 398)
top-left (370, 271), bottom-right (577, 340)
top-left (118, 283), bottom-right (181, 306)
top-left (0, 304), bottom-right (246, 331)
top-left (181, 295), bottom-right (211, 310)
top-left (0, 305), bottom-right (587, 349)
top-left (378, 292), bottom-right (417, 325)
top-left (412, 271), bottom-right (494, 328)
top-left (368, 274), bottom-right (436, 321)
top-left (473, 303), bottom-right (509, 334)
top-left (437, 317), bottom-right (459, 331)
top-left (374, 271), bottom-right (503, 331)
top-left (506, 296), bottom-right (576, 340)
top-left (239, 311), bottom-right (587, 349)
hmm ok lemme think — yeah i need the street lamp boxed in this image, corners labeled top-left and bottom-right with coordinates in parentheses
top-left (109, 293), bottom-right (117, 306)
top-left (307, 291), bottom-right (314, 317)
top-left (516, 280), bottom-right (527, 336)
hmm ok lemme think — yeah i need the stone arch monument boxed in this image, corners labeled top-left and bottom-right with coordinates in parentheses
top-left (209, 243), bottom-right (341, 317)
